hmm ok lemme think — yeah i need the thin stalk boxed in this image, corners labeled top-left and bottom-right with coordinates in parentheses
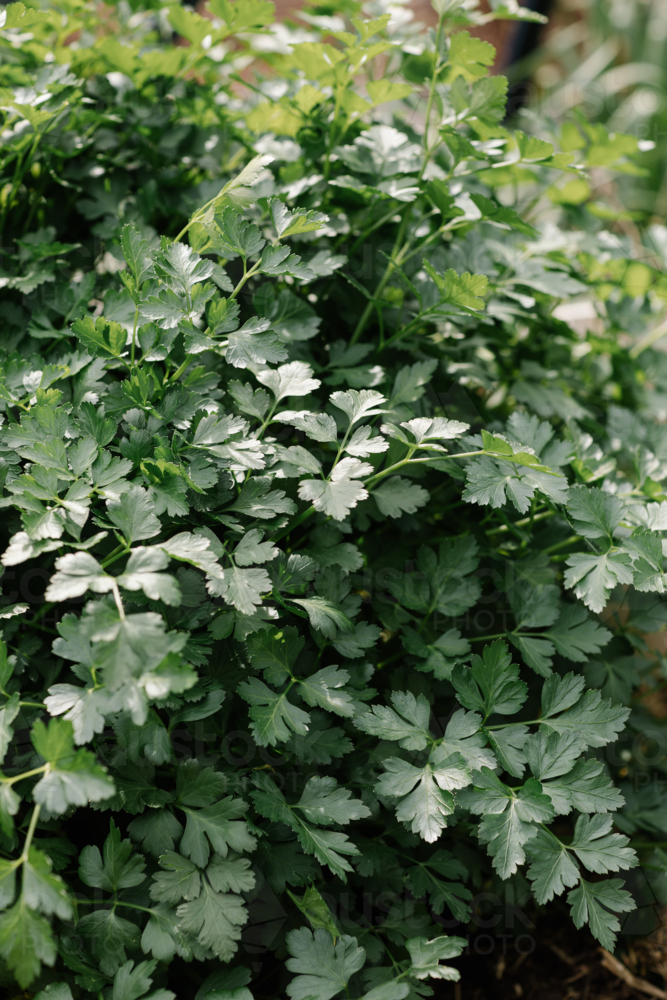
top-left (111, 583), bottom-right (126, 621)
top-left (364, 450), bottom-right (484, 487)
top-left (629, 317), bottom-right (667, 358)
top-left (418, 14), bottom-right (446, 179)
top-left (21, 803), bottom-right (42, 862)
top-left (169, 355), bottom-right (194, 383)
top-left (485, 510), bottom-right (555, 536)
top-left (543, 535), bottom-right (580, 555)
top-left (1, 764), bottom-right (48, 785)
top-left (270, 505), bottom-right (316, 544)
top-left (130, 307), bottom-right (139, 366)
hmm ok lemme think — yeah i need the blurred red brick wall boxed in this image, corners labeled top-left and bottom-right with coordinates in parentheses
top-left (272, 0), bottom-right (521, 69)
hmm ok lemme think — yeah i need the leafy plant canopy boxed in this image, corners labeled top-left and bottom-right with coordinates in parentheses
top-left (0, 0), bottom-right (667, 996)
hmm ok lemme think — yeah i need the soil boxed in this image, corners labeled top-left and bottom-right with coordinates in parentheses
top-left (434, 905), bottom-right (667, 1000)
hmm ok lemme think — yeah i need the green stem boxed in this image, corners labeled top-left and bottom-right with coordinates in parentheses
top-left (270, 505), bottom-right (316, 543)
top-left (29, 602), bottom-right (55, 625)
top-left (116, 900), bottom-right (157, 915)
top-left (629, 317), bottom-right (667, 359)
top-left (485, 510), bottom-right (555, 536)
top-left (169, 355), bottom-right (194, 383)
top-left (2, 764), bottom-right (48, 785)
top-left (100, 544), bottom-right (128, 569)
top-left (543, 535), bottom-right (580, 555)
top-left (111, 583), bottom-right (126, 621)
top-left (377, 650), bottom-right (405, 670)
top-left (485, 720), bottom-right (542, 731)
top-left (348, 204), bottom-right (403, 256)
top-left (130, 307), bottom-right (139, 366)
top-left (349, 217), bottom-right (411, 345)
top-left (364, 450), bottom-right (483, 486)
top-left (21, 803), bottom-right (41, 862)
top-left (419, 13), bottom-right (446, 179)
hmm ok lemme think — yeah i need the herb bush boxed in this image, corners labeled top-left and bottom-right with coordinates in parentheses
top-left (2, 0), bottom-right (667, 997)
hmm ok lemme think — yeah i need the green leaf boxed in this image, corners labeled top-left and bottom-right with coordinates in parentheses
top-left (246, 625), bottom-right (303, 684)
top-left (0, 693), bottom-right (20, 764)
top-left (452, 640), bottom-right (527, 718)
top-left (149, 853), bottom-right (200, 906)
top-left (112, 959), bottom-right (174, 1000)
top-left (508, 633), bottom-right (554, 677)
top-left (403, 626), bottom-right (471, 680)
top-left (447, 31), bottom-right (495, 80)
top-left (154, 242), bottom-right (214, 294)
top-left (34, 985), bottom-right (74, 1000)
top-left (271, 201), bottom-right (328, 239)
top-left (540, 672), bottom-right (585, 716)
top-left (289, 597), bottom-right (355, 639)
top-left (71, 316), bottom-right (127, 359)
top-left (540, 683), bottom-right (630, 748)
top-left (233, 528), bottom-right (279, 567)
top-left (567, 878), bottom-right (634, 950)
top-left (524, 731), bottom-right (586, 781)
top-left (285, 927), bottom-right (365, 1000)
top-left (299, 665), bottom-right (356, 717)
top-left (277, 410), bottom-right (338, 443)
top-left (541, 758), bottom-right (624, 815)
top-left (330, 389), bottom-right (387, 425)
top-left (295, 776), bottom-right (371, 826)
top-left (298, 458), bottom-right (372, 521)
top-left (564, 550), bottom-right (634, 614)
top-left (106, 486), bottom-right (161, 543)
top-left (404, 850), bottom-right (471, 921)
top-left (405, 934), bottom-right (466, 980)
top-left (120, 224), bottom-right (155, 288)
top-left (287, 885), bottom-right (339, 941)
top-left (31, 719), bottom-right (115, 814)
top-left (180, 799), bottom-right (256, 867)
top-left (129, 810), bottom-right (183, 857)
top-left (117, 548), bottom-right (181, 605)
top-left (79, 820), bottom-right (146, 892)
top-left (208, 565), bottom-right (272, 615)
top-left (543, 605), bottom-right (611, 661)
top-left (486, 725), bottom-right (529, 778)
top-left (438, 709), bottom-right (496, 770)
top-left (373, 477), bottom-right (429, 518)
top-left (464, 456), bottom-right (568, 514)
top-left (23, 847), bottom-right (72, 920)
top-left (0, 899), bottom-right (56, 989)
top-left (226, 318), bottom-right (288, 369)
top-left (229, 476), bottom-right (296, 519)
top-left (237, 676), bottom-right (311, 746)
top-left (176, 880), bottom-right (248, 961)
top-left (386, 538), bottom-right (481, 618)
top-left (423, 264), bottom-right (488, 310)
top-left (569, 814), bottom-right (637, 875)
top-left (526, 828), bottom-right (580, 904)
top-left (355, 690), bottom-right (432, 750)
top-left (45, 552), bottom-right (112, 602)
top-left (566, 485), bottom-right (626, 540)
top-left (1, 2), bottom-right (51, 29)
top-left (77, 909), bottom-right (139, 977)
top-left (377, 755), bottom-right (458, 842)
top-left (214, 206), bottom-right (266, 259)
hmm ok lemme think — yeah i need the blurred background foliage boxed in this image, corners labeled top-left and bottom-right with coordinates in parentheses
top-left (510, 0), bottom-right (667, 221)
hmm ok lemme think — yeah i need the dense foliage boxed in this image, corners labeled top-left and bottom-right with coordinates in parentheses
top-left (2, 1), bottom-right (667, 998)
